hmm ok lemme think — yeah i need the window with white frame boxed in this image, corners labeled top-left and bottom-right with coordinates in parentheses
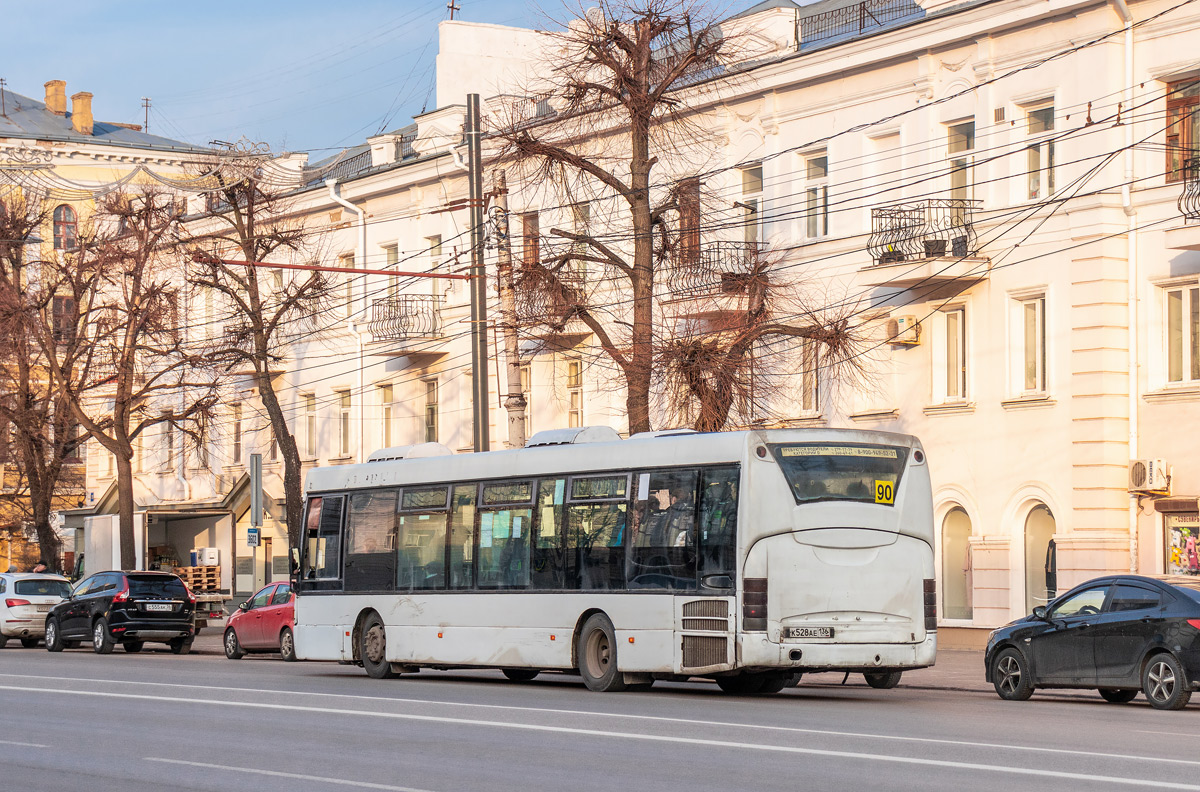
top-left (378, 383), bottom-right (394, 449)
top-left (566, 358), bottom-right (583, 428)
top-left (426, 235), bottom-right (442, 296)
top-left (520, 364), bottom-right (532, 438)
top-left (804, 153), bottom-right (829, 239)
top-left (231, 403), bottom-right (243, 464)
top-left (740, 165), bottom-right (763, 245)
top-left (337, 390), bottom-right (352, 457)
top-left (801, 338), bottom-right (820, 413)
top-left (338, 253), bottom-right (354, 318)
top-left (932, 306), bottom-right (969, 402)
top-left (164, 419), bottom-right (176, 468)
top-left (1025, 103), bottom-right (1056, 200)
top-left (423, 379), bottom-right (439, 443)
top-left (947, 121), bottom-right (975, 201)
top-left (1014, 294), bottom-right (1047, 394)
top-left (1166, 284), bottom-right (1200, 384)
top-left (303, 393), bottom-right (317, 458)
top-left (383, 244), bottom-right (399, 298)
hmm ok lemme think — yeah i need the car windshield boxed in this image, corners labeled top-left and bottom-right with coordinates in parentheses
top-left (770, 443), bottom-right (909, 505)
top-left (127, 575), bottom-right (187, 597)
top-left (14, 579), bottom-right (71, 598)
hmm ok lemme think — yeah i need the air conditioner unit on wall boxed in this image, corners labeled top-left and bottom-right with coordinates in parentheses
top-left (886, 315), bottom-right (921, 345)
top-left (1129, 459), bottom-right (1170, 494)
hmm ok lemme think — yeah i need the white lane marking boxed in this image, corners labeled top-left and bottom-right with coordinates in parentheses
top-left (145, 758), bottom-right (435, 792)
top-left (1, 673), bottom-right (1195, 769)
top-left (0, 739), bottom-right (47, 748)
top-left (1, 684), bottom-right (1197, 790)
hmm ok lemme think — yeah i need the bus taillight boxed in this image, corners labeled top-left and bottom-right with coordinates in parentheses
top-left (743, 578), bottom-right (767, 631)
top-left (923, 578), bottom-right (937, 631)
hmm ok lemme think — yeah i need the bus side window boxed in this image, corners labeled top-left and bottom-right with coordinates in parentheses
top-left (699, 466), bottom-right (738, 581)
top-left (448, 484), bottom-right (477, 589)
top-left (627, 469), bottom-right (698, 590)
top-left (344, 489), bottom-right (399, 592)
top-left (301, 495), bottom-right (345, 591)
top-left (396, 486), bottom-right (450, 591)
top-left (530, 479), bottom-right (565, 589)
top-left (477, 507), bottom-right (532, 589)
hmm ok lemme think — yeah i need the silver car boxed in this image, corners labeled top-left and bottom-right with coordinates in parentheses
top-left (0, 573), bottom-right (72, 648)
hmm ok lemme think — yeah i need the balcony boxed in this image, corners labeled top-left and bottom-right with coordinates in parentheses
top-left (862, 199), bottom-right (989, 289)
top-left (367, 295), bottom-right (446, 359)
top-left (663, 240), bottom-right (764, 302)
top-left (1165, 159), bottom-right (1200, 251)
top-left (514, 261), bottom-right (588, 340)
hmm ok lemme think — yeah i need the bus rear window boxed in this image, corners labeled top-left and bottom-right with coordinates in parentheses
top-left (769, 443), bottom-right (909, 506)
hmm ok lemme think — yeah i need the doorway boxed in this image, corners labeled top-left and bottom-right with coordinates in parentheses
top-left (1024, 505), bottom-right (1056, 613)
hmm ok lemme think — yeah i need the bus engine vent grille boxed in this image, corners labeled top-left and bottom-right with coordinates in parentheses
top-left (682, 600), bottom-right (729, 618)
top-left (682, 635), bottom-right (727, 668)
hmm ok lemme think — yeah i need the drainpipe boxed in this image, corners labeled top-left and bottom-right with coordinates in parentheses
top-left (1111, 0), bottom-right (1138, 573)
top-left (326, 178), bottom-right (368, 461)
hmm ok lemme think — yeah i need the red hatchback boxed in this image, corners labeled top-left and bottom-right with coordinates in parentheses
top-left (223, 582), bottom-right (296, 661)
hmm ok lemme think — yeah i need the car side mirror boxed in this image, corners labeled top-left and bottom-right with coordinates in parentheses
top-left (239, 602), bottom-right (250, 612)
top-left (1032, 605), bottom-right (1048, 621)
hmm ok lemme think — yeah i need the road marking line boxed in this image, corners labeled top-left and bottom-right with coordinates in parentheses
top-left (0, 673), bottom-right (1194, 768)
top-left (144, 758), bottom-right (435, 792)
top-left (0, 684), bottom-right (1195, 790)
top-left (0, 739), bottom-right (47, 748)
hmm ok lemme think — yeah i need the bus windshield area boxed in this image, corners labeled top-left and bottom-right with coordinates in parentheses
top-left (770, 443), bottom-right (909, 506)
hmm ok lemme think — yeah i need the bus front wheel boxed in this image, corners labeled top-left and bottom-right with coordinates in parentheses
top-left (578, 613), bottom-right (627, 692)
top-left (360, 614), bottom-right (396, 679)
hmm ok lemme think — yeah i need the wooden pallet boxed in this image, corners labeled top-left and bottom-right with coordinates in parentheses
top-left (174, 566), bottom-right (221, 592)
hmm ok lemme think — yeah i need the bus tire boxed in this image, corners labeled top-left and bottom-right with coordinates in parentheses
top-left (864, 671), bottom-right (902, 689)
top-left (578, 613), bottom-right (626, 692)
top-left (502, 669), bottom-right (539, 682)
top-left (716, 674), bottom-right (767, 695)
top-left (785, 672), bottom-right (803, 687)
top-left (361, 614), bottom-right (396, 679)
top-left (758, 674), bottom-right (790, 694)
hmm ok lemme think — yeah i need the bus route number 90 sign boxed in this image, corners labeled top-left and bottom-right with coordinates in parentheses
top-left (874, 480), bottom-right (895, 505)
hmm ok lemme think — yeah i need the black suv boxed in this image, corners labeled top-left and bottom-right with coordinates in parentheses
top-left (45, 571), bottom-right (196, 655)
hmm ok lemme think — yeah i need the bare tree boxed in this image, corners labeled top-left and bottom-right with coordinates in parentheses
top-left (182, 142), bottom-right (332, 547)
top-left (494, 0), bottom-right (861, 433)
top-left (36, 189), bottom-right (220, 569)
top-left (0, 196), bottom-right (87, 568)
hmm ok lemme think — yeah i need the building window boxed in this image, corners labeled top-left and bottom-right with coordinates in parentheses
top-left (740, 165), bottom-right (763, 245)
top-left (338, 253), bottom-right (354, 318)
top-left (801, 339), bottom-right (819, 413)
top-left (337, 390), bottom-right (352, 457)
top-left (804, 154), bottom-right (829, 239)
top-left (520, 364), bottom-right (532, 438)
top-left (424, 380), bottom-right (438, 443)
top-left (383, 244), bottom-right (399, 298)
top-left (164, 420), bottom-right (175, 467)
top-left (947, 121), bottom-right (975, 201)
top-left (52, 204), bottom-right (77, 251)
top-left (303, 394), bottom-right (317, 458)
top-left (566, 358), bottom-right (583, 428)
top-left (267, 424), bottom-right (278, 463)
top-left (521, 212), bottom-right (540, 268)
top-left (1164, 512), bottom-right (1200, 575)
top-left (1024, 504), bottom-right (1057, 612)
top-left (1017, 295), bottom-right (1047, 393)
top-left (1166, 284), bottom-right (1200, 384)
top-left (1026, 104), bottom-right (1055, 200)
top-left (1166, 80), bottom-right (1200, 183)
top-left (51, 296), bottom-right (76, 343)
top-left (272, 268), bottom-right (284, 294)
top-left (426, 235), bottom-right (442, 296)
top-left (231, 403), bottom-right (242, 464)
top-left (933, 307), bottom-right (968, 402)
top-left (569, 203), bottom-right (591, 275)
top-left (379, 383), bottom-right (394, 449)
top-left (678, 177), bottom-right (700, 267)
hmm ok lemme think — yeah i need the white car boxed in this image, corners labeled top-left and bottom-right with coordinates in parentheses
top-left (0, 573), bottom-right (72, 648)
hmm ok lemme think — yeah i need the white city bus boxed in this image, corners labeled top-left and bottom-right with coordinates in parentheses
top-left (293, 426), bottom-right (936, 693)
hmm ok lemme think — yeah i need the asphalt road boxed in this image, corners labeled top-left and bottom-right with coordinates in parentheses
top-left (0, 645), bottom-right (1196, 792)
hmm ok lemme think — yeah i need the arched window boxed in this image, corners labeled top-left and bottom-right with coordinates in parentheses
top-left (941, 507), bottom-right (972, 620)
top-left (53, 204), bottom-right (77, 250)
top-left (1024, 504), bottom-right (1056, 613)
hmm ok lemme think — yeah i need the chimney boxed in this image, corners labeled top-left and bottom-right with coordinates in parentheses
top-left (70, 92), bottom-right (93, 136)
top-left (44, 80), bottom-right (66, 115)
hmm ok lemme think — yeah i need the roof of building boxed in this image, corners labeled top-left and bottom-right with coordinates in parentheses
top-left (0, 86), bottom-right (209, 154)
top-left (728, 0), bottom-right (804, 20)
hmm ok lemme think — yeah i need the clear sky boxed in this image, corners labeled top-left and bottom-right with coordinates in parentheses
top-left (3, 0), bottom-right (542, 155)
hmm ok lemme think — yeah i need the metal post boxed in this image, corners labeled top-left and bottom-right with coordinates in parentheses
top-left (250, 453), bottom-right (262, 586)
top-left (494, 170), bottom-right (527, 448)
top-left (466, 94), bottom-right (490, 453)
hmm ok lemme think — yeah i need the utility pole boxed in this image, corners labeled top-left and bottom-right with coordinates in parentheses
top-left (466, 94), bottom-right (490, 453)
top-left (141, 97), bottom-right (151, 133)
top-left (493, 170), bottom-right (527, 448)
top-left (1, 79), bottom-right (7, 117)
top-left (447, 0), bottom-right (460, 19)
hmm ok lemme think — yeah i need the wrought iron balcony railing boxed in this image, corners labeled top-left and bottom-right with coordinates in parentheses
top-left (1180, 158), bottom-right (1200, 222)
top-left (664, 240), bottom-right (764, 299)
top-left (798, 0), bottom-right (924, 49)
top-left (368, 295), bottom-right (442, 343)
top-left (867, 199), bottom-right (981, 266)
top-left (514, 262), bottom-right (587, 328)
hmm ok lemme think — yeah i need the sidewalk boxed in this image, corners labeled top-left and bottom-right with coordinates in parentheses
top-left (190, 632), bottom-right (993, 692)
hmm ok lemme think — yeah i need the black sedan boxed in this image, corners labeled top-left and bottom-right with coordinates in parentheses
top-left (45, 570), bottom-right (196, 655)
top-left (985, 575), bottom-right (1200, 709)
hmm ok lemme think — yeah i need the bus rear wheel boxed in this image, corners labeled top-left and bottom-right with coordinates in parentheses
top-left (360, 614), bottom-right (396, 679)
top-left (716, 674), bottom-right (767, 695)
top-left (578, 613), bottom-right (626, 692)
top-left (502, 669), bottom-right (539, 682)
top-left (864, 671), bottom-right (902, 689)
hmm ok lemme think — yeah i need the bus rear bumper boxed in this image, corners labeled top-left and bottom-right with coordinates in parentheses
top-left (739, 631), bottom-right (937, 672)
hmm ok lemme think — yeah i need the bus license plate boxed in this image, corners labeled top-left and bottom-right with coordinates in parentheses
top-left (788, 627), bottom-right (832, 639)
top-left (146, 603), bottom-right (173, 612)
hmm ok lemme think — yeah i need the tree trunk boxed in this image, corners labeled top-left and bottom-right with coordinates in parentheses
top-left (255, 366), bottom-right (304, 548)
top-left (626, 116), bottom-right (655, 435)
top-left (115, 451), bottom-right (137, 570)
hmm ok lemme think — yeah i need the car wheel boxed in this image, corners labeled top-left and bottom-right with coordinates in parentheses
top-left (123, 641), bottom-right (144, 653)
top-left (502, 669), bottom-right (539, 682)
top-left (20, 637), bottom-right (39, 649)
top-left (169, 637), bottom-right (193, 655)
top-left (991, 647), bottom-right (1034, 701)
top-left (1099, 688), bottom-right (1138, 704)
top-left (224, 628), bottom-right (245, 660)
top-left (279, 627), bottom-right (297, 662)
top-left (1143, 653), bottom-right (1192, 711)
top-left (864, 671), bottom-right (902, 689)
top-left (715, 674), bottom-right (767, 695)
top-left (92, 618), bottom-right (114, 654)
top-left (360, 614), bottom-right (396, 679)
top-left (578, 613), bottom-right (627, 692)
top-left (44, 620), bottom-right (63, 653)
